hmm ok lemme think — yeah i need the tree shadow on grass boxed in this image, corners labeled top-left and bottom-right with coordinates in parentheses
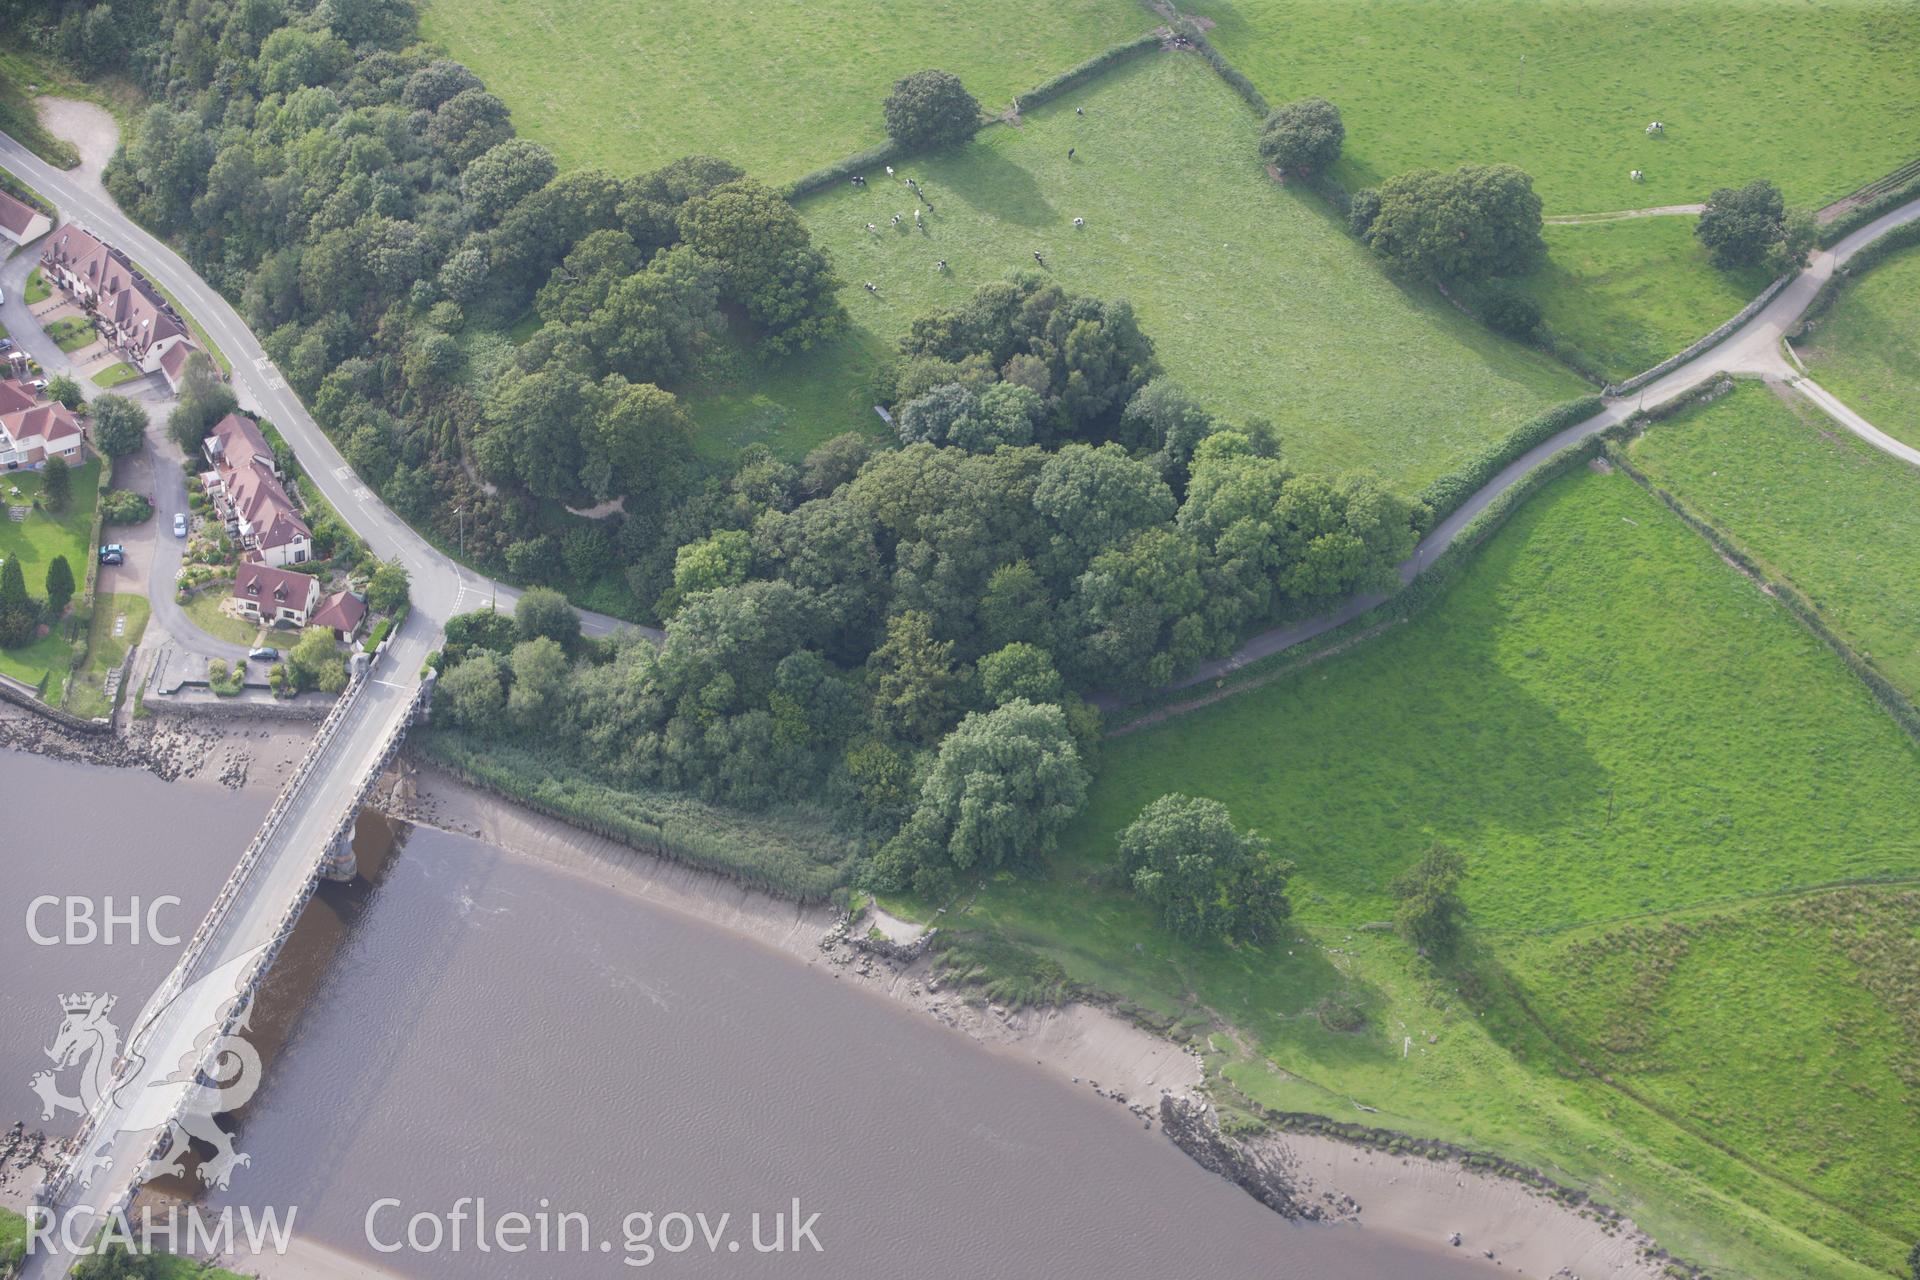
top-left (942, 145), bottom-right (1059, 230)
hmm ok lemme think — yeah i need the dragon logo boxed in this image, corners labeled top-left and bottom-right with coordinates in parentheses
top-left (30, 943), bottom-right (267, 1192)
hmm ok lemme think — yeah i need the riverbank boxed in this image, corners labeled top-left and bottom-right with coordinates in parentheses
top-left (387, 756), bottom-right (1674, 1280)
top-left (0, 698), bottom-right (314, 786)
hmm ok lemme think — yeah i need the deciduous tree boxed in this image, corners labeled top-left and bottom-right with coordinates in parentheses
top-left (1119, 794), bottom-right (1292, 943)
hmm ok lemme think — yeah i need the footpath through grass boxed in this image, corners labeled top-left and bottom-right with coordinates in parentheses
top-left (1799, 241), bottom-right (1920, 450)
top-left (1630, 379), bottom-right (1920, 701)
top-left (1185, 0), bottom-right (1920, 213)
top-left (700, 53), bottom-right (1582, 488)
top-left (919, 468), bottom-right (1920, 1278)
top-left (419, 0), bottom-right (1150, 182)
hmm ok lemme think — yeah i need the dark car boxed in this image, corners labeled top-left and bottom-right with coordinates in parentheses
top-left (247, 646), bottom-right (280, 663)
top-left (97, 544), bottom-right (125, 565)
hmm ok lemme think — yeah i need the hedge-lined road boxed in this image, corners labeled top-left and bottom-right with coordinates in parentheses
top-left (0, 128), bottom-right (654, 644)
top-left (1168, 191), bottom-right (1920, 692)
top-left (2, 122), bottom-right (1913, 693)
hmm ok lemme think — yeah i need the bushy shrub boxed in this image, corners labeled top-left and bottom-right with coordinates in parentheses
top-left (1258, 98), bottom-right (1344, 174)
top-left (882, 70), bottom-right (982, 151)
top-left (101, 489), bottom-right (154, 524)
top-left (1480, 289), bottom-right (1542, 339)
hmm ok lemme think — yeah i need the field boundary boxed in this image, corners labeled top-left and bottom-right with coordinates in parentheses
top-left (1817, 156), bottom-right (1920, 242)
top-left (783, 30), bottom-right (1164, 202)
top-left (1608, 428), bottom-right (1920, 747)
top-left (1114, 421), bottom-right (1624, 728)
top-left (1788, 218), bottom-right (1920, 342)
top-left (1603, 272), bottom-right (1791, 396)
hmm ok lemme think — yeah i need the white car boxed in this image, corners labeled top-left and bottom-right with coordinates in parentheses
top-left (173, 512), bottom-right (188, 537)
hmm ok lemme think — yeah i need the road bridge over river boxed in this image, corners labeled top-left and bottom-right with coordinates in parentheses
top-left (3, 110), bottom-right (1917, 1276)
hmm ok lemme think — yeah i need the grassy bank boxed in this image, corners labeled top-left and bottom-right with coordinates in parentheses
top-left (64, 590), bottom-right (149, 718)
top-left (1184, 0), bottom-right (1920, 213)
top-left (1629, 379), bottom-right (1920, 702)
top-left (419, 0), bottom-right (1150, 181)
top-left (896, 467), bottom-right (1920, 1277)
top-left (706, 52), bottom-right (1582, 485)
top-left (413, 730), bottom-right (862, 901)
top-left (1797, 241), bottom-right (1920, 451)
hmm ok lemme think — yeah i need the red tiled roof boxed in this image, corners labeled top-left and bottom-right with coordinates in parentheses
top-left (311, 590), bottom-right (367, 633)
top-left (223, 453), bottom-right (311, 551)
top-left (232, 562), bottom-right (318, 610)
top-left (43, 224), bottom-right (188, 359)
top-left (0, 398), bottom-right (83, 452)
top-left (158, 342), bottom-right (191, 383)
top-left (0, 190), bottom-right (42, 237)
top-left (209, 413), bottom-right (272, 472)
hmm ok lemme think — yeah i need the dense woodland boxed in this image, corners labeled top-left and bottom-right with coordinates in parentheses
top-left (15, 0), bottom-right (1417, 906)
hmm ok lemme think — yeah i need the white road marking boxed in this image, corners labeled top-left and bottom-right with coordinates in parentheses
top-left (333, 466), bottom-right (352, 480)
top-left (354, 486), bottom-right (373, 501)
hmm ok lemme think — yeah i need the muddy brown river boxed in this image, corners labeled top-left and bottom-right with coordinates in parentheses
top-left (4, 750), bottom-right (1484, 1278)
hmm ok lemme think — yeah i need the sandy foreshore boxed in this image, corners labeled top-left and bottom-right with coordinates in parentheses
top-left (6, 712), bottom-right (1672, 1279)
top-left (382, 758), bottom-right (1675, 1280)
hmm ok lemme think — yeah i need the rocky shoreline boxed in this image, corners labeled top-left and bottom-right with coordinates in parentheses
top-left (0, 700), bottom-right (313, 788)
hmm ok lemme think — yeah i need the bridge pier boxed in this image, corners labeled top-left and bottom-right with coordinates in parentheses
top-left (320, 826), bottom-right (357, 881)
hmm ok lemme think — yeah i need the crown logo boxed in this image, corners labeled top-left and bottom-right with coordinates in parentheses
top-left (59, 992), bottom-right (114, 1017)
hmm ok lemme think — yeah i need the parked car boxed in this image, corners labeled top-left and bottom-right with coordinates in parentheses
top-left (248, 646), bottom-right (279, 663)
top-left (0, 338), bottom-right (12, 350)
top-left (172, 512), bottom-right (187, 537)
top-left (98, 544), bottom-right (125, 565)
top-left (27, 377), bottom-right (47, 390)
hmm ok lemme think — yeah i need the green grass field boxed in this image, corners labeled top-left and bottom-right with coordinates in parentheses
top-left (23, 266), bottom-right (50, 305)
top-left (0, 458), bottom-right (101, 688)
top-left (1799, 242), bottom-right (1920, 450)
top-left (914, 468), bottom-right (1920, 1277)
top-left (696, 53), bottom-right (1583, 487)
top-left (1482, 215), bottom-right (1774, 381)
top-left (1630, 380), bottom-right (1920, 701)
top-left (418, 0), bottom-right (1150, 182)
top-left (1184, 0), bottom-right (1920, 213)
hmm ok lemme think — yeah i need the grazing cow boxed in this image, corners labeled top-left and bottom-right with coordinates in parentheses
top-left (1075, 107), bottom-right (1084, 116)
top-left (864, 281), bottom-right (877, 293)
top-left (1068, 147), bottom-right (1076, 160)
top-left (936, 259), bottom-right (947, 271)
top-left (914, 209), bottom-right (922, 224)
top-left (1033, 250), bottom-right (1046, 266)
top-left (866, 222), bottom-right (878, 232)
top-left (1630, 169), bottom-right (1644, 182)
top-left (1072, 217), bottom-right (1084, 227)
top-left (885, 165), bottom-right (895, 176)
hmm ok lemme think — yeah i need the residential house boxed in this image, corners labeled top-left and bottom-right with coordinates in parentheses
top-left (0, 380), bottom-right (84, 470)
top-left (232, 563), bottom-right (320, 627)
top-left (0, 191), bottom-right (52, 248)
top-left (311, 590), bottom-right (367, 643)
top-left (40, 224), bottom-right (196, 389)
top-left (200, 413), bottom-right (313, 566)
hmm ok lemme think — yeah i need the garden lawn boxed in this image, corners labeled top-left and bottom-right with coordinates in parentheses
top-left (1184, 0), bottom-right (1920, 213)
top-left (1477, 215), bottom-right (1774, 382)
top-left (1798, 241), bottom-right (1920, 450)
top-left (23, 266), bottom-right (50, 305)
top-left (1630, 380), bottom-right (1920, 701)
top-left (921, 467), bottom-right (1920, 1278)
top-left (44, 314), bottom-right (93, 353)
top-left (182, 588), bottom-right (264, 648)
top-left (699, 53), bottom-right (1583, 488)
top-left (0, 459), bottom-right (101, 687)
top-left (418, 0), bottom-right (1150, 182)
top-left (91, 361), bottom-right (140, 388)
top-left (64, 590), bottom-right (148, 719)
